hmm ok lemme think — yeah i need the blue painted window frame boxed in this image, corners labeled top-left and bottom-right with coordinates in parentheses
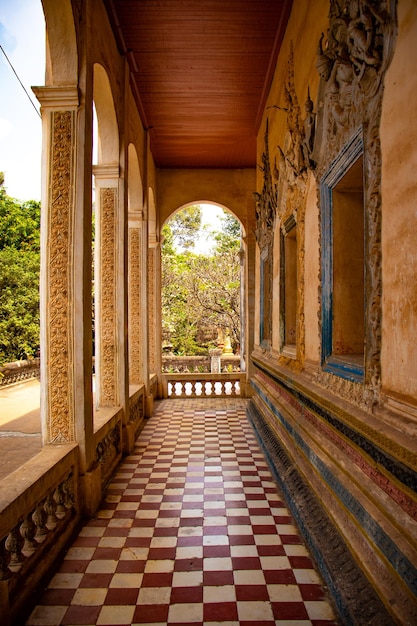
top-left (320, 127), bottom-right (364, 383)
top-left (259, 248), bottom-right (270, 348)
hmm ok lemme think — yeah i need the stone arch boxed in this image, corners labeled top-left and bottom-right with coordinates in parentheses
top-left (148, 186), bottom-right (157, 241)
top-left (127, 144), bottom-right (143, 212)
top-left (41, 0), bottom-right (78, 85)
top-left (93, 63), bottom-right (119, 165)
top-left (127, 143), bottom-right (144, 386)
top-left (92, 63), bottom-right (121, 409)
top-left (161, 200), bottom-right (247, 372)
top-left (162, 200), bottom-right (246, 239)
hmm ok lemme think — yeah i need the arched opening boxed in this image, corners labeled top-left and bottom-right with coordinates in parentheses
top-left (92, 63), bottom-right (120, 410)
top-left (127, 143), bottom-right (144, 385)
top-left (42, 0), bottom-right (77, 86)
top-left (161, 202), bottom-right (245, 396)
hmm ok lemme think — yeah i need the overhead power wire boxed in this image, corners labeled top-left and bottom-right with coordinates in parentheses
top-left (0, 44), bottom-right (41, 119)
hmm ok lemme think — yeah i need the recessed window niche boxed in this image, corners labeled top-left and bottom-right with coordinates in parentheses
top-left (260, 249), bottom-right (271, 348)
top-left (280, 215), bottom-right (297, 356)
top-left (321, 128), bottom-right (365, 382)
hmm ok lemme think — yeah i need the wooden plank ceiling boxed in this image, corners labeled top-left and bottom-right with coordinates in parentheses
top-left (105, 0), bottom-right (293, 169)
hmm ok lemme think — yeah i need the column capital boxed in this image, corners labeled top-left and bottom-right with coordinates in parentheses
top-left (32, 85), bottom-right (79, 110)
top-left (93, 164), bottom-right (120, 181)
top-left (128, 210), bottom-right (144, 224)
top-left (148, 234), bottom-right (160, 248)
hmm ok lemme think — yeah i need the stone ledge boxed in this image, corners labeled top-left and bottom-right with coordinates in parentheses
top-left (247, 398), bottom-right (395, 626)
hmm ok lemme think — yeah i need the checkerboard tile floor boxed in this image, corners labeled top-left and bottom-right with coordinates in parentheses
top-left (27, 398), bottom-right (338, 625)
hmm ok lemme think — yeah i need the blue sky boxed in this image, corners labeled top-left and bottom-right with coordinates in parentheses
top-left (0, 0), bottom-right (44, 200)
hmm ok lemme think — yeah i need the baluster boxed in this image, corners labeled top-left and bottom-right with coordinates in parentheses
top-left (54, 483), bottom-right (66, 519)
top-left (190, 382), bottom-right (196, 397)
top-left (180, 382), bottom-right (186, 397)
top-left (44, 493), bottom-right (58, 530)
top-left (32, 501), bottom-right (48, 542)
top-left (63, 477), bottom-right (75, 510)
top-left (20, 513), bottom-right (38, 555)
top-left (0, 537), bottom-right (11, 580)
top-left (5, 525), bottom-right (25, 571)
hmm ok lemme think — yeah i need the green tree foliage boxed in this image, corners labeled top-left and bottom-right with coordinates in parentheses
top-left (169, 204), bottom-right (202, 250)
top-left (161, 207), bottom-right (241, 355)
top-left (211, 211), bottom-right (241, 254)
top-left (0, 174), bottom-right (40, 364)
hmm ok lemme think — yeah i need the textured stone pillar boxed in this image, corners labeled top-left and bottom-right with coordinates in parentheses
top-left (147, 238), bottom-right (162, 381)
top-left (34, 83), bottom-right (96, 477)
top-left (94, 166), bottom-right (121, 408)
top-left (243, 232), bottom-right (256, 393)
top-left (128, 212), bottom-right (144, 384)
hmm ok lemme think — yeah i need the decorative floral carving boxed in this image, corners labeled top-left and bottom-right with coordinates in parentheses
top-left (100, 187), bottom-right (118, 406)
top-left (128, 226), bottom-right (143, 383)
top-left (268, 47), bottom-right (309, 369)
top-left (253, 120), bottom-right (277, 255)
top-left (47, 110), bottom-right (75, 442)
top-left (314, 0), bottom-right (393, 164)
top-left (314, 0), bottom-right (396, 408)
top-left (148, 248), bottom-right (156, 373)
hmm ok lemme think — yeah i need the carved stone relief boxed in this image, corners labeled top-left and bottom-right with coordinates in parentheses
top-left (148, 248), bottom-right (156, 374)
top-left (313, 0), bottom-right (396, 409)
top-left (254, 120), bottom-right (276, 349)
top-left (100, 187), bottom-right (118, 406)
top-left (128, 226), bottom-right (143, 383)
top-left (47, 110), bottom-right (75, 443)
top-left (253, 120), bottom-right (277, 256)
top-left (255, 46), bottom-right (311, 368)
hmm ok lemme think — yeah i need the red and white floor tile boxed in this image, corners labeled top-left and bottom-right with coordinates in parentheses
top-left (27, 398), bottom-right (338, 626)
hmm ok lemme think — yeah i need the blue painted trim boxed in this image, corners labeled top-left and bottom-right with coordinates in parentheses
top-left (251, 378), bottom-right (417, 598)
top-left (323, 357), bottom-right (364, 383)
top-left (247, 402), bottom-right (355, 626)
top-left (259, 255), bottom-right (265, 343)
top-left (320, 127), bottom-right (365, 382)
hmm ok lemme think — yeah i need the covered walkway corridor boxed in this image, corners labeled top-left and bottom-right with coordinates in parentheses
top-left (2, 1), bottom-right (417, 624)
top-left (26, 398), bottom-right (337, 626)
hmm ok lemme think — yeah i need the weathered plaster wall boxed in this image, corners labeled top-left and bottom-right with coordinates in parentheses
top-left (250, 2), bottom-right (417, 622)
top-left (381, 0), bottom-right (417, 403)
top-left (303, 176), bottom-right (320, 364)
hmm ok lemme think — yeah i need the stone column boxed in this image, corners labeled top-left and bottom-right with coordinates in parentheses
top-left (147, 237), bottom-right (162, 399)
top-left (128, 211), bottom-right (144, 385)
top-left (33, 86), bottom-right (94, 458)
top-left (243, 232), bottom-right (256, 395)
top-left (210, 349), bottom-right (222, 373)
top-left (93, 165), bottom-right (125, 410)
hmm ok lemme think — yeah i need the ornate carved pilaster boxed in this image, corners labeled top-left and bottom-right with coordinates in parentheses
top-left (33, 85), bottom-right (80, 444)
top-left (128, 214), bottom-right (143, 383)
top-left (93, 163), bottom-right (121, 408)
top-left (147, 245), bottom-right (156, 374)
top-left (47, 109), bottom-right (76, 441)
top-left (99, 186), bottom-right (118, 406)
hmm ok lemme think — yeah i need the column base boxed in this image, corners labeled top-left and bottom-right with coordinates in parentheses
top-left (79, 464), bottom-right (102, 517)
